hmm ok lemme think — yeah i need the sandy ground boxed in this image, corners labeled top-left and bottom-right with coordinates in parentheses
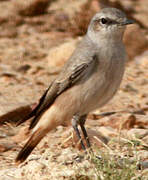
top-left (0, 0), bottom-right (148, 179)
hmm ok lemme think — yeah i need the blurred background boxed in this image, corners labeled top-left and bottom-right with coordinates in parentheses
top-left (0, 0), bottom-right (148, 179)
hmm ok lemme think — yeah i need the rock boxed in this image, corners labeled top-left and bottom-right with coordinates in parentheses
top-left (137, 150), bottom-right (148, 169)
top-left (0, 1), bottom-right (22, 38)
top-left (121, 114), bottom-right (137, 129)
top-left (16, 64), bottom-right (31, 73)
top-left (0, 1), bottom-right (16, 20)
top-left (142, 135), bottom-right (148, 144)
top-left (135, 51), bottom-right (148, 66)
top-left (133, 0), bottom-right (148, 29)
top-left (0, 102), bottom-right (32, 124)
top-left (47, 38), bottom-right (80, 68)
top-left (138, 160), bottom-right (148, 170)
top-left (14, 0), bottom-right (51, 16)
top-left (124, 24), bottom-right (148, 60)
top-left (0, 142), bottom-right (15, 152)
top-left (126, 128), bottom-right (148, 139)
top-left (0, 27), bottom-right (17, 38)
top-left (48, 0), bottom-right (88, 18)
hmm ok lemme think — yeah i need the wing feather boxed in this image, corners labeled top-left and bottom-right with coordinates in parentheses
top-left (17, 53), bottom-right (96, 129)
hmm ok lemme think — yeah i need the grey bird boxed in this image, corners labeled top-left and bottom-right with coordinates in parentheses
top-left (16, 7), bottom-right (134, 163)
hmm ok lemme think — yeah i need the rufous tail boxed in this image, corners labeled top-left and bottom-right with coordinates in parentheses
top-left (16, 128), bottom-right (46, 164)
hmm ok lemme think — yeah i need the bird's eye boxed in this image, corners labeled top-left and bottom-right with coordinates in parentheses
top-left (100, 18), bottom-right (108, 24)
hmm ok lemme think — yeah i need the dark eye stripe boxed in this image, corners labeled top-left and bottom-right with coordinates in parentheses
top-left (94, 18), bottom-right (118, 25)
top-left (108, 20), bottom-right (118, 25)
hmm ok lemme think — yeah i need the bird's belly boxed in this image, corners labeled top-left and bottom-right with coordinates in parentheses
top-left (91, 80), bottom-right (120, 110)
top-left (78, 66), bottom-right (124, 114)
top-left (80, 83), bottom-right (119, 114)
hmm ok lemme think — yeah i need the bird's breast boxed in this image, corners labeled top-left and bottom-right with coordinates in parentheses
top-left (77, 54), bottom-right (125, 114)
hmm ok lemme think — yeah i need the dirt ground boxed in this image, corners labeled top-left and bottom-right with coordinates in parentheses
top-left (0, 0), bottom-right (148, 179)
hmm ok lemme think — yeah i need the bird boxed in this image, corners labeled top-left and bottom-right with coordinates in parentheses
top-left (15, 7), bottom-right (134, 163)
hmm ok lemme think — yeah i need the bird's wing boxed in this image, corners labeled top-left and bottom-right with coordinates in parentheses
top-left (17, 54), bottom-right (96, 129)
top-left (29, 59), bottom-right (95, 129)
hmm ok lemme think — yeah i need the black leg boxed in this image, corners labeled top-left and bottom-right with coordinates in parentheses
top-left (79, 115), bottom-right (91, 148)
top-left (72, 115), bottom-right (86, 150)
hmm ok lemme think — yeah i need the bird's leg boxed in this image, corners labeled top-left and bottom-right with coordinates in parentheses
top-left (71, 115), bottom-right (86, 150)
top-left (79, 115), bottom-right (91, 148)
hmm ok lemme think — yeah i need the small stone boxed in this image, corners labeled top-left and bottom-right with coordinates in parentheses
top-left (47, 38), bottom-right (80, 68)
top-left (138, 160), bottom-right (148, 170)
top-left (14, 0), bottom-right (50, 16)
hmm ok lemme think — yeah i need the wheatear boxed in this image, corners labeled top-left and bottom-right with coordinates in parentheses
top-left (16, 8), bottom-right (134, 163)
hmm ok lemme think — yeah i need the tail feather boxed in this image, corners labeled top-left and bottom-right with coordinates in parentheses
top-left (16, 87), bottom-right (50, 126)
top-left (16, 128), bottom-right (46, 163)
top-left (29, 112), bottom-right (42, 130)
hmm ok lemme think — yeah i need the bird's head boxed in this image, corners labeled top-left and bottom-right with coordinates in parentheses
top-left (87, 8), bottom-right (134, 41)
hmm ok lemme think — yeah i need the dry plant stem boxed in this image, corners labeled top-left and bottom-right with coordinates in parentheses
top-left (92, 108), bottom-right (146, 119)
top-left (93, 136), bottom-right (113, 153)
top-left (60, 131), bottom-right (73, 147)
top-left (118, 117), bottom-right (123, 146)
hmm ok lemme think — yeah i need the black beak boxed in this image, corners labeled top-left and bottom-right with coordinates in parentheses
top-left (121, 19), bottom-right (135, 25)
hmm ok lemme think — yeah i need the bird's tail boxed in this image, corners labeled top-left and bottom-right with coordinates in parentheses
top-left (16, 127), bottom-right (47, 164)
top-left (16, 86), bottom-right (50, 126)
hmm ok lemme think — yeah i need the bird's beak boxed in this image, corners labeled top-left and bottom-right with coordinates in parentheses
top-left (121, 18), bottom-right (135, 26)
